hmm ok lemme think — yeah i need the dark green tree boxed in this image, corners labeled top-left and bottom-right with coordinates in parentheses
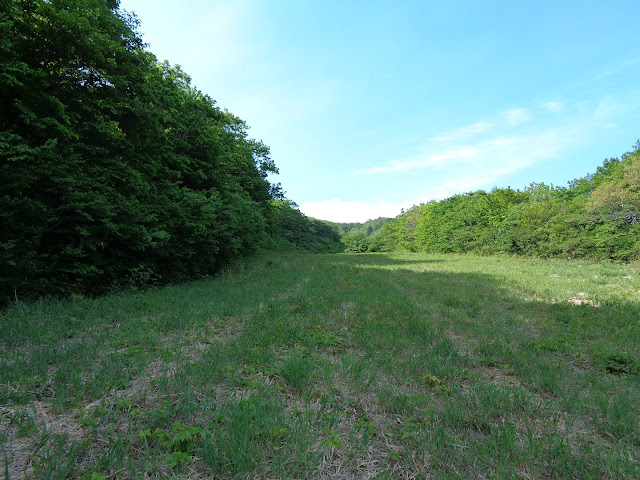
top-left (1, 0), bottom-right (282, 301)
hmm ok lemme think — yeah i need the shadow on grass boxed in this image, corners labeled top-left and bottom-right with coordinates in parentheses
top-left (320, 252), bottom-right (640, 379)
top-left (320, 252), bottom-right (448, 266)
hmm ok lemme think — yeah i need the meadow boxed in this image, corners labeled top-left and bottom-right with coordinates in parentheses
top-left (1, 252), bottom-right (639, 479)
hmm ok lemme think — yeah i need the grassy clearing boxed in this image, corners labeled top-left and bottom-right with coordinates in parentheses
top-left (1, 252), bottom-right (639, 479)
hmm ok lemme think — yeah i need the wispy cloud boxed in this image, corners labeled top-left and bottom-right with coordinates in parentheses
top-left (357, 131), bottom-right (564, 176)
top-left (426, 107), bottom-right (530, 145)
top-left (358, 146), bottom-right (479, 174)
top-left (500, 108), bottom-right (531, 126)
top-left (429, 122), bottom-right (492, 142)
top-left (543, 101), bottom-right (564, 113)
top-left (344, 96), bottom-right (636, 225)
top-left (355, 101), bottom-right (613, 181)
top-left (593, 55), bottom-right (640, 81)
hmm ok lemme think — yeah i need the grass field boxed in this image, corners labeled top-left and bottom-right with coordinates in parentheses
top-left (1, 252), bottom-right (639, 479)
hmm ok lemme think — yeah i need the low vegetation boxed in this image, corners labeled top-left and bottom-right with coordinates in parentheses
top-left (2, 253), bottom-right (638, 479)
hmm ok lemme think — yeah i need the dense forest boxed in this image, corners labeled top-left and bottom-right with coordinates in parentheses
top-left (268, 200), bottom-right (342, 254)
top-left (374, 146), bottom-right (640, 261)
top-left (331, 217), bottom-right (391, 253)
top-left (333, 217), bottom-right (392, 237)
top-left (0, 0), bottom-right (340, 303)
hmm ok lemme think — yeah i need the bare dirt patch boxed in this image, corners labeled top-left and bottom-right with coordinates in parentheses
top-left (568, 292), bottom-right (600, 307)
top-left (2, 401), bottom-right (85, 479)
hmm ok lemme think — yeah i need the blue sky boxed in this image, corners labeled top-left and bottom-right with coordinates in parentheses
top-left (119, 0), bottom-right (640, 222)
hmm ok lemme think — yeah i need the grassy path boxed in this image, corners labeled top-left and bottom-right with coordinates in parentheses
top-left (1, 253), bottom-right (639, 479)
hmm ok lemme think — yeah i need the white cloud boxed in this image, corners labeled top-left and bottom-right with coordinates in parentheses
top-left (543, 101), bottom-right (564, 113)
top-left (358, 132), bottom-right (564, 177)
top-left (299, 168), bottom-right (520, 222)
top-left (593, 55), bottom-right (640, 81)
top-left (354, 99), bottom-right (627, 186)
top-left (429, 122), bottom-right (492, 142)
top-left (303, 97), bottom-right (636, 223)
top-left (500, 108), bottom-right (531, 126)
top-left (424, 108), bottom-right (532, 151)
top-left (357, 146), bottom-right (479, 174)
top-left (299, 199), bottom-right (406, 223)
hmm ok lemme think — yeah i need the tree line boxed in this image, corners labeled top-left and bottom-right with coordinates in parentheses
top-left (332, 217), bottom-right (391, 253)
top-left (374, 145), bottom-right (640, 261)
top-left (0, 0), bottom-right (341, 303)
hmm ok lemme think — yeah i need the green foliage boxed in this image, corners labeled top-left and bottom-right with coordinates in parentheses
top-left (588, 152), bottom-right (640, 223)
top-left (267, 200), bottom-right (343, 253)
top-left (422, 373), bottom-right (451, 394)
top-left (326, 217), bottom-right (392, 252)
top-left (375, 146), bottom-right (640, 261)
top-left (332, 217), bottom-right (392, 237)
top-left (1, 0), bottom-right (340, 302)
top-left (377, 205), bottom-right (422, 252)
top-left (341, 232), bottom-right (387, 253)
top-left (602, 354), bottom-right (639, 376)
top-left (342, 233), bottom-right (370, 253)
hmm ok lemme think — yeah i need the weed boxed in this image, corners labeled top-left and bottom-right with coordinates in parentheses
top-left (602, 353), bottom-right (639, 375)
top-left (422, 373), bottom-right (451, 394)
top-left (280, 352), bottom-right (317, 394)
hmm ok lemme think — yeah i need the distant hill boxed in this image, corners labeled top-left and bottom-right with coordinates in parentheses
top-left (330, 217), bottom-right (392, 237)
top-left (327, 217), bottom-right (393, 253)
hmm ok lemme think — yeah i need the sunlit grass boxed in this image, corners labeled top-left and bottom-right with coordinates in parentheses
top-left (1, 252), bottom-right (639, 478)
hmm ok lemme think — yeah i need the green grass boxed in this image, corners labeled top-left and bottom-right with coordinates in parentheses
top-left (1, 252), bottom-right (639, 479)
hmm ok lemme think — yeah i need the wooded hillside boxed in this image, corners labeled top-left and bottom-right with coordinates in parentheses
top-left (0, 0), bottom-right (340, 302)
top-left (376, 145), bottom-right (640, 261)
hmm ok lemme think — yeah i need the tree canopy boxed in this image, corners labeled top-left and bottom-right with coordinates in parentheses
top-left (1, 0), bottom-right (333, 302)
